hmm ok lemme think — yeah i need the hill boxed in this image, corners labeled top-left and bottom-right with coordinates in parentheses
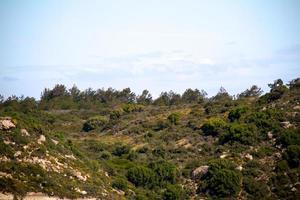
top-left (0, 78), bottom-right (300, 199)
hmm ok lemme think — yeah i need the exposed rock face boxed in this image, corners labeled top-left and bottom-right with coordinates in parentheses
top-left (0, 118), bottom-right (16, 130)
top-left (192, 165), bottom-right (209, 179)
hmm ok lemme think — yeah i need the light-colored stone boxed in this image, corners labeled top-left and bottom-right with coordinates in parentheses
top-left (192, 165), bottom-right (209, 179)
top-left (51, 139), bottom-right (58, 145)
top-left (245, 153), bottom-right (253, 160)
top-left (293, 105), bottom-right (300, 110)
top-left (280, 121), bottom-right (293, 129)
top-left (37, 135), bottom-right (46, 144)
top-left (14, 151), bottom-right (22, 157)
top-left (21, 129), bottom-right (30, 136)
top-left (236, 165), bottom-right (243, 171)
top-left (0, 119), bottom-right (15, 130)
top-left (65, 154), bottom-right (76, 160)
top-left (220, 154), bottom-right (228, 159)
top-left (267, 131), bottom-right (273, 139)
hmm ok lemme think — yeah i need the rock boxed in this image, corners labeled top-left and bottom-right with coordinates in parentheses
top-left (37, 135), bottom-right (46, 144)
top-left (65, 154), bottom-right (76, 160)
top-left (72, 170), bottom-right (88, 181)
top-left (267, 131), bottom-right (273, 139)
top-left (192, 165), bottom-right (209, 179)
top-left (236, 165), bottom-right (243, 171)
top-left (21, 129), bottom-right (30, 136)
top-left (220, 154), bottom-right (228, 159)
top-left (3, 139), bottom-right (15, 145)
top-left (0, 118), bottom-right (16, 130)
top-left (74, 187), bottom-right (87, 195)
top-left (280, 121), bottom-right (293, 129)
top-left (51, 139), bottom-right (58, 145)
top-left (293, 105), bottom-right (300, 110)
top-left (245, 153), bottom-right (253, 160)
top-left (14, 151), bottom-right (22, 157)
top-left (112, 188), bottom-right (125, 196)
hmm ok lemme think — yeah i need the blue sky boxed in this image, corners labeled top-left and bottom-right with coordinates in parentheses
top-left (0, 0), bottom-right (299, 98)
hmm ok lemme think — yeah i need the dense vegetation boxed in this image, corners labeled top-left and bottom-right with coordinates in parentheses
top-left (0, 78), bottom-right (299, 199)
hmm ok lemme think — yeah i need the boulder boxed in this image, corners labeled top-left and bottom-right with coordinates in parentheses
top-left (21, 129), bottom-right (30, 136)
top-left (245, 153), bottom-right (253, 160)
top-left (0, 118), bottom-right (15, 130)
top-left (192, 165), bottom-right (209, 179)
top-left (37, 135), bottom-right (46, 144)
top-left (280, 121), bottom-right (293, 129)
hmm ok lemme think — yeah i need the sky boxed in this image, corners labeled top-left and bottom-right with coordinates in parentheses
top-left (0, 0), bottom-right (299, 99)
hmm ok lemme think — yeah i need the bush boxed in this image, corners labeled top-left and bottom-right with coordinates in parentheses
top-left (149, 160), bottom-right (178, 185)
top-left (163, 184), bottom-right (187, 200)
top-left (112, 177), bottom-right (128, 191)
top-left (112, 144), bottom-right (130, 156)
top-left (228, 106), bottom-right (248, 122)
top-left (243, 177), bottom-right (269, 198)
top-left (200, 159), bottom-right (241, 198)
top-left (122, 104), bottom-right (144, 113)
top-left (219, 123), bottom-right (257, 145)
top-left (206, 169), bottom-right (241, 197)
top-left (201, 117), bottom-right (227, 136)
top-left (284, 145), bottom-right (300, 168)
top-left (82, 116), bottom-right (109, 132)
top-left (167, 113), bottom-right (181, 125)
top-left (127, 166), bottom-right (156, 187)
top-left (278, 128), bottom-right (300, 147)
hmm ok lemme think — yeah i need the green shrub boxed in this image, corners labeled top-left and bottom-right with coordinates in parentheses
top-left (206, 169), bottom-right (241, 197)
top-left (243, 177), bottom-right (269, 199)
top-left (228, 106), bottom-right (248, 122)
top-left (112, 144), bottom-right (130, 156)
top-left (82, 115), bottom-right (109, 132)
top-left (201, 117), bottom-right (227, 136)
top-left (149, 160), bottom-right (178, 185)
top-left (112, 177), bottom-right (128, 191)
top-left (163, 184), bottom-right (187, 200)
top-left (200, 159), bottom-right (241, 198)
top-left (167, 113), bottom-right (181, 125)
top-left (219, 123), bottom-right (257, 145)
top-left (284, 145), bottom-right (300, 168)
top-left (122, 104), bottom-right (144, 113)
top-left (278, 128), bottom-right (300, 147)
top-left (127, 166), bottom-right (156, 187)
top-left (100, 151), bottom-right (111, 160)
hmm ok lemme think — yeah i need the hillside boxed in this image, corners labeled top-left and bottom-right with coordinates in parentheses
top-left (0, 78), bottom-right (300, 200)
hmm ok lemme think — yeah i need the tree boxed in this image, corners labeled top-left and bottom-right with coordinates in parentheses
top-left (118, 88), bottom-right (136, 103)
top-left (182, 89), bottom-right (207, 103)
top-left (238, 85), bottom-right (263, 98)
top-left (136, 90), bottom-right (153, 105)
top-left (69, 84), bottom-right (81, 102)
top-left (212, 87), bottom-right (232, 102)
